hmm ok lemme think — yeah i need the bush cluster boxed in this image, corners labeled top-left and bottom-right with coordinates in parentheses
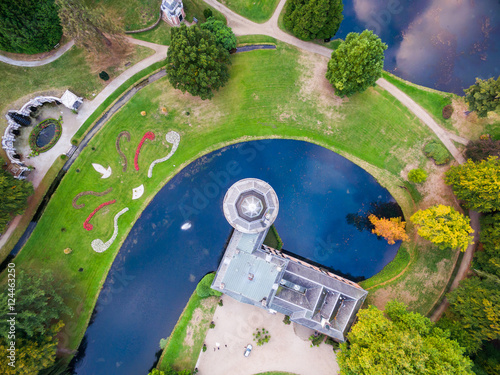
top-left (408, 168), bottom-right (427, 183)
top-left (195, 273), bottom-right (222, 298)
top-left (423, 141), bottom-right (450, 165)
top-left (29, 118), bottom-right (62, 154)
top-left (442, 104), bottom-right (454, 119)
top-left (253, 328), bottom-right (270, 346)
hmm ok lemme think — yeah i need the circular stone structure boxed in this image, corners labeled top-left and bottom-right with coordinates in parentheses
top-left (223, 178), bottom-right (279, 234)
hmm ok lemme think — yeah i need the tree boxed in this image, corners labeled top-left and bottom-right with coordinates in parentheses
top-left (464, 76), bottom-right (500, 118)
top-left (368, 215), bottom-right (409, 245)
top-left (196, 273), bottom-right (222, 298)
top-left (55, 0), bottom-right (122, 52)
top-left (0, 168), bottom-right (33, 233)
top-left (0, 321), bottom-right (64, 375)
top-left (166, 24), bottom-right (230, 100)
top-left (0, 0), bottom-right (62, 54)
top-left (465, 137), bottom-right (500, 162)
top-left (444, 276), bottom-right (500, 354)
top-left (326, 30), bottom-right (387, 97)
top-left (200, 17), bottom-right (236, 51)
top-left (284, 0), bottom-right (343, 41)
top-left (408, 168), bottom-right (427, 183)
top-left (445, 156), bottom-right (500, 213)
top-left (337, 301), bottom-right (473, 374)
top-left (0, 269), bottom-right (72, 340)
top-left (474, 212), bottom-right (500, 278)
top-left (410, 205), bottom-right (474, 251)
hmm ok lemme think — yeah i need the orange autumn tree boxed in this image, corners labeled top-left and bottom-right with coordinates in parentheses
top-left (368, 215), bottom-right (409, 245)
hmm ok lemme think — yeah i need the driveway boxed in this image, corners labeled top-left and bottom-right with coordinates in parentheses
top-left (195, 296), bottom-right (340, 375)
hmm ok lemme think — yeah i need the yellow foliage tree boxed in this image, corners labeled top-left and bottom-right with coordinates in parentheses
top-left (368, 215), bottom-right (409, 245)
top-left (410, 204), bottom-right (474, 251)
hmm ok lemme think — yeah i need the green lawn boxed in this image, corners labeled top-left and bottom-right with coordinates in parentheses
top-left (381, 71), bottom-right (454, 131)
top-left (219, 0), bottom-right (280, 23)
top-left (91, 0), bottom-right (161, 31)
top-left (158, 294), bottom-right (218, 371)
top-left (9, 42), bottom-right (446, 353)
top-left (0, 44), bottom-right (153, 125)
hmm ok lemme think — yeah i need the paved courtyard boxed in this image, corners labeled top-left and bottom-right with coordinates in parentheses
top-left (195, 295), bottom-right (339, 375)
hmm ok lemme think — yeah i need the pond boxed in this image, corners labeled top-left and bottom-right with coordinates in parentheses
top-left (72, 140), bottom-right (401, 374)
top-left (336, 0), bottom-right (500, 94)
top-left (35, 123), bottom-right (56, 148)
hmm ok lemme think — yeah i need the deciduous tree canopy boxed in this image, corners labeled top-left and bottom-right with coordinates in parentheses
top-left (464, 76), bottom-right (500, 118)
top-left (166, 24), bottom-right (231, 100)
top-left (410, 205), bottom-right (474, 251)
top-left (200, 17), bottom-right (236, 51)
top-left (0, 0), bottom-right (62, 54)
top-left (338, 301), bottom-right (474, 374)
top-left (326, 30), bottom-right (387, 97)
top-left (445, 156), bottom-right (500, 213)
top-left (284, 0), bottom-right (343, 41)
top-left (368, 215), bottom-right (409, 245)
top-left (0, 168), bottom-right (33, 233)
top-left (465, 137), bottom-right (500, 162)
top-left (441, 276), bottom-right (500, 354)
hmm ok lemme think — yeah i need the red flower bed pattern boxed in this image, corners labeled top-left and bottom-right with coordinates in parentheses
top-left (83, 200), bottom-right (117, 231)
top-left (134, 131), bottom-right (155, 171)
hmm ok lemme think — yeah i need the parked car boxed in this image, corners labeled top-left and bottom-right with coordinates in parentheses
top-left (244, 344), bottom-right (252, 357)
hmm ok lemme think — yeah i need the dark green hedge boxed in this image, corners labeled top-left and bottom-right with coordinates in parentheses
top-left (29, 118), bottom-right (62, 154)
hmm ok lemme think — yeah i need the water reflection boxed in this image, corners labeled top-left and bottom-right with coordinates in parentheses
top-left (337, 0), bottom-right (500, 93)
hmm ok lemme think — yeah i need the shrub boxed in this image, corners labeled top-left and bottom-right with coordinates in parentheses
top-left (283, 315), bottom-right (291, 325)
top-left (159, 338), bottom-right (168, 349)
top-left (424, 141), bottom-right (451, 165)
top-left (71, 139), bottom-right (78, 145)
top-left (309, 333), bottom-right (325, 347)
top-left (196, 273), bottom-right (222, 298)
top-left (218, 299), bottom-right (223, 306)
top-left (203, 8), bottom-right (213, 19)
top-left (99, 71), bottom-right (110, 81)
top-left (465, 137), bottom-right (500, 161)
top-left (60, 154), bottom-right (67, 160)
top-left (202, 343), bottom-right (207, 352)
top-left (442, 104), bottom-right (454, 119)
top-left (253, 328), bottom-right (271, 346)
top-left (408, 168), bottom-right (427, 183)
top-left (325, 337), bottom-right (340, 349)
top-left (209, 321), bottom-right (215, 329)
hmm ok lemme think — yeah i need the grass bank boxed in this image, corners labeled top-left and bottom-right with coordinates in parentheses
top-left (158, 294), bottom-right (218, 372)
top-left (92, 0), bottom-right (161, 31)
top-left (381, 71), bottom-right (454, 131)
top-left (219, 0), bottom-right (280, 23)
top-left (8, 42), bottom-right (447, 353)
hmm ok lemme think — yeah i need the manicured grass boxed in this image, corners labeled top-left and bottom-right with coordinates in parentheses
top-left (158, 294), bottom-right (218, 371)
top-left (133, 21), bottom-right (173, 45)
top-left (91, 0), bottom-right (161, 31)
top-left (10, 43), bottom-right (443, 353)
top-left (219, 0), bottom-right (280, 22)
top-left (0, 44), bottom-right (153, 133)
top-left (237, 34), bottom-right (277, 45)
top-left (0, 157), bottom-right (65, 262)
top-left (381, 71), bottom-right (454, 131)
top-left (183, 0), bottom-right (227, 23)
top-left (72, 60), bottom-right (166, 142)
top-left (313, 38), bottom-right (342, 51)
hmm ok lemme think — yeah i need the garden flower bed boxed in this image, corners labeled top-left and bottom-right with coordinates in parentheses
top-left (29, 118), bottom-right (62, 154)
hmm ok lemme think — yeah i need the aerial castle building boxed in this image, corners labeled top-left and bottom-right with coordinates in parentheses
top-left (212, 178), bottom-right (368, 342)
top-left (161, 0), bottom-right (185, 26)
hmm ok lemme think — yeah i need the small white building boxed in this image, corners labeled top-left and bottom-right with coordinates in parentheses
top-left (161, 0), bottom-right (186, 27)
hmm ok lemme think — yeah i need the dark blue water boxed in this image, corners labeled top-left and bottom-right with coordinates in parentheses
top-left (336, 0), bottom-right (500, 94)
top-left (35, 123), bottom-right (56, 147)
top-left (73, 140), bottom-right (400, 374)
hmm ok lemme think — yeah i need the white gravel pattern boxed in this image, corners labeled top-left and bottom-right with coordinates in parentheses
top-left (91, 207), bottom-right (129, 252)
top-left (147, 131), bottom-right (180, 178)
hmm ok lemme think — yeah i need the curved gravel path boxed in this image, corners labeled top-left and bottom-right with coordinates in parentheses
top-left (0, 40), bottom-right (75, 67)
